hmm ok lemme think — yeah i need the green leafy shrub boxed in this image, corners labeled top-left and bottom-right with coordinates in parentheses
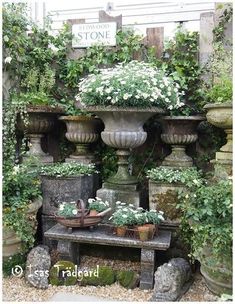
top-left (77, 60), bottom-right (184, 110)
top-left (147, 167), bottom-right (204, 187)
top-left (39, 162), bottom-right (97, 177)
top-left (177, 179), bottom-right (232, 260)
top-left (3, 253), bottom-right (26, 277)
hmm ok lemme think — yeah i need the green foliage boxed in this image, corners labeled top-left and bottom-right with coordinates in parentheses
top-left (116, 270), bottom-right (139, 289)
top-left (3, 162), bottom-right (42, 250)
top-left (147, 167), bottom-right (204, 187)
top-left (3, 253), bottom-right (26, 277)
top-left (162, 25), bottom-right (204, 115)
top-left (88, 198), bottom-right (109, 212)
top-left (213, 4), bottom-right (233, 43)
top-left (77, 61), bottom-right (184, 110)
top-left (82, 266), bottom-right (115, 286)
top-left (57, 202), bottom-right (79, 217)
top-left (39, 162), bottom-right (97, 177)
top-left (177, 179), bottom-right (232, 261)
top-left (146, 210), bottom-right (164, 224)
top-left (49, 261), bottom-right (77, 286)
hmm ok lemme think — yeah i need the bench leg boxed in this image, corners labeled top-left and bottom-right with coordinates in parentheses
top-left (140, 249), bottom-right (156, 290)
top-left (57, 240), bottom-right (80, 265)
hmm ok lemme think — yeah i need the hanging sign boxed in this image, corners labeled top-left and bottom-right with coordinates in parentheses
top-left (72, 22), bottom-right (117, 48)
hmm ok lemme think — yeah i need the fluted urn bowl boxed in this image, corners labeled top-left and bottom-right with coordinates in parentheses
top-left (204, 102), bottom-right (232, 159)
top-left (160, 115), bottom-right (205, 167)
top-left (59, 115), bottom-right (102, 163)
top-left (17, 105), bottom-right (64, 163)
top-left (84, 106), bottom-right (164, 185)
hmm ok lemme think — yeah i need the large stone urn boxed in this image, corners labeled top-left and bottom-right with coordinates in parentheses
top-left (82, 106), bottom-right (164, 209)
top-left (204, 102), bottom-right (232, 175)
top-left (59, 116), bottom-right (102, 164)
top-left (3, 198), bottom-right (42, 258)
top-left (160, 116), bottom-right (205, 167)
top-left (17, 106), bottom-right (64, 163)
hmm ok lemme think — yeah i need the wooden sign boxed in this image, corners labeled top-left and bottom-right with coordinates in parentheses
top-left (72, 22), bottom-right (117, 48)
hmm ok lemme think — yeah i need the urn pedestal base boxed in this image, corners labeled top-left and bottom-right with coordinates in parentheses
top-left (161, 146), bottom-right (193, 168)
top-left (65, 155), bottom-right (95, 164)
top-left (96, 183), bottom-right (144, 213)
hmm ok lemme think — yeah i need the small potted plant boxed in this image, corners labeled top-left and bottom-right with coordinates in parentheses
top-left (57, 201), bottom-right (79, 217)
top-left (145, 210), bottom-right (165, 237)
top-left (134, 212), bottom-right (149, 241)
top-left (88, 197), bottom-right (110, 216)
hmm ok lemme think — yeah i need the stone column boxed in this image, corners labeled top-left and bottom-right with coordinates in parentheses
top-left (140, 249), bottom-right (156, 290)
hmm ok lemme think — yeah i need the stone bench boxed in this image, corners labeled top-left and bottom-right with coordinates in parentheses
top-left (44, 224), bottom-right (171, 289)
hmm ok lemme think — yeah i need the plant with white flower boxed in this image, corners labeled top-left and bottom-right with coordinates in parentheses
top-left (88, 197), bottom-right (109, 213)
top-left (57, 202), bottom-right (79, 217)
top-left (76, 60), bottom-right (185, 110)
top-left (4, 56), bottom-right (12, 64)
top-left (146, 210), bottom-right (165, 224)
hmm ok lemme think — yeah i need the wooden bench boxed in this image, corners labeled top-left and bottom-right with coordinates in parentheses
top-left (44, 224), bottom-right (171, 289)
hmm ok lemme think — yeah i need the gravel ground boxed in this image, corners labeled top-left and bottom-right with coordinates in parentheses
top-left (3, 256), bottom-right (218, 302)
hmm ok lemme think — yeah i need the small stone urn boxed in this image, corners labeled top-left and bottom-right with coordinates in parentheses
top-left (17, 106), bottom-right (64, 163)
top-left (204, 102), bottom-right (232, 175)
top-left (59, 115), bottom-right (102, 164)
top-left (160, 116), bottom-right (205, 167)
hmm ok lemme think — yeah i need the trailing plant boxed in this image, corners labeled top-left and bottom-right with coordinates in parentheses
top-left (88, 197), bottom-right (110, 212)
top-left (162, 25), bottom-right (205, 115)
top-left (77, 60), bottom-right (184, 110)
top-left (147, 167), bottom-right (204, 187)
top-left (177, 179), bottom-right (232, 261)
top-left (3, 162), bottom-right (42, 250)
top-left (213, 3), bottom-right (233, 43)
top-left (39, 162), bottom-right (97, 177)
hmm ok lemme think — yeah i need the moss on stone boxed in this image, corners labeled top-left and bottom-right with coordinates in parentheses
top-left (49, 260), bottom-right (77, 286)
top-left (116, 270), bottom-right (139, 289)
top-left (81, 266), bottom-right (115, 286)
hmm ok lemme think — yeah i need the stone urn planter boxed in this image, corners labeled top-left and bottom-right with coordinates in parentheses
top-left (17, 105), bottom-right (64, 163)
top-left (204, 103), bottom-right (232, 174)
top-left (85, 107), bottom-right (164, 186)
top-left (160, 116), bottom-right (205, 167)
top-left (59, 116), bottom-right (102, 164)
top-left (199, 245), bottom-right (232, 296)
top-left (3, 198), bottom-right (42, 258)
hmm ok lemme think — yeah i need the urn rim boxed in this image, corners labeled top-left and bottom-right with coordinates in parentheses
top-left (203, 102), bottom-right (232, 110)
top-left (160, 115), bottom-right (205, 121)
top-left (26, 105), bottom-right (65, 114)
top-left (80, 105), bottom-right (165, 114)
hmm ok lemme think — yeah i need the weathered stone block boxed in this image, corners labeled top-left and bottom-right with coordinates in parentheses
top-left (149, 180), bottom-right (185, 224)
top-left (41, 173), bottom-right (99, 215)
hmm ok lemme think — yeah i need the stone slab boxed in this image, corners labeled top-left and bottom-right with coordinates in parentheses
top-left (49, 292), bottom-right (113, 302)
top-left (45, 224), bottom-right (171, 251)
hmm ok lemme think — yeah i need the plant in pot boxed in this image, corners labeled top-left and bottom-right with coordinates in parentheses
top-left (147, 166), bottom-right (203, 225)
top-left (88, 197), bottom-right (110, 216)
top-left (134, 212), bottom-right (150, 241)
top-left (3, 161), bottom-right (42, 258)
top-left (16, 66), bottom-right (64, 163)
top-left (177, 179), bottom-right (232, 296)
top-left (203, 42), bottom-right (232, 174)
top-left (145, 210), bottom-right (165, 237)
top-left (59, 104), bottom-right (103, 164)
top-left (75, 60), bottom-right (184, 188)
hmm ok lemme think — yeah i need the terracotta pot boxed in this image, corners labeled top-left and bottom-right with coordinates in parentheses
top-left (144, 223), bottom-right (156, 238)
top-left (17, 105), bottom-right (64, 163)
top-left (82, 107), bottom-right (164, 186)
top-left (160, 115), bottom-right (205, 167)
top-left (116, 226), bottom-right (127, 237)
top-left (137, 225), bottom-right (150, 241)
top-left (3, 198), bottom-right (42, 258)
top-left (204, 102), bottom-right (232, 172)
top-left (59, 115), bottom-right (102, 164)
top-left (89, 209), bottom-right (98, 216)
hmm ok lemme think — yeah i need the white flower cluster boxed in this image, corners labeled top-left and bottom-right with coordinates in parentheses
top-left (76, 61), bottom-right (185, 110)
top-left (88, 197), bottom-right (109, 212)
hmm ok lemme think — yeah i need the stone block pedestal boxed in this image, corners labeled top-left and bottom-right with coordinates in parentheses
top-left (96, 182), bottom-right (144, 211)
